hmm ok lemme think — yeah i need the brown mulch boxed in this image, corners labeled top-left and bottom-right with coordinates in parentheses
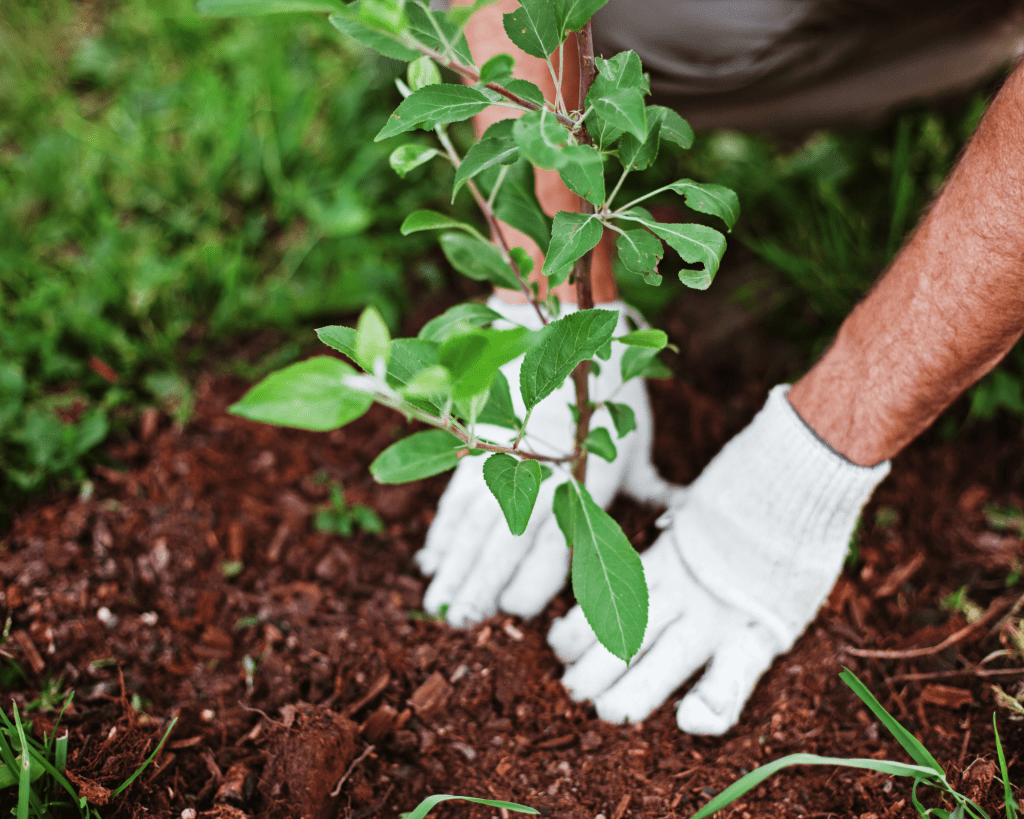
top-left (3, 295), bottom-right (1024, 818)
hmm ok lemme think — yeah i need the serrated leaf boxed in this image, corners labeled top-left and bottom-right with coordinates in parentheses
top-left (389, 144), bottom-right (439, 178)
top-left (440, 327), bottom-right (534, 400)
top-left (375, 84), bottom-right (491, 142)
top-left (650, 105), bottom-right (693, 149)
top-left (513, 109), bottom-right (570, 169)
top-left (615, 228), bottom-right (663, 277)
top-left (477, 370), bottom-right (522, 429)
top-left (504, 78), bottom-right (545, 107)
top-left (583, 427), bottom-right (617, 462)
top-left (439, 232), bottom-right (520, 290)
top-left (407, 2), bottom-right (474, 65)
top-left (616, 106), bottom-right (693, 171)
top-left (618, 207), bottom-right (725, 290)
top-left (355, 306), bottom-right (391, 371)
top-left (564, 480), bottom-right (647, 661)
top-left (666, 179), bottom-right (740, 230)
top-left (483, 454), bottom-right (543, 535)
top-left (605, 402), bottom-right (636, 438)
top-left (520, 309), bottom-right (618, 410)
top-left (229, 357), bottom-right (372, 431)
top-left (447, 0), bottom-right (502, 27)
top-left (401, 210), bottom-right (485, 240)
top-left (370, 430), bottom-right (464, 484)
top-left (617, 329), bottom-right (667, 349)
top-left (198, 0), bottom-right (343, 14)
top-left (586, 50), bottom-right (649, 148)
top-left (484, 159), bottom-right (551, 251)
top-left (407, 55), bottom-right (442, 90)
top-left (479, 53), bottom-right (515, 84)
top-left (453, 137), bottom-right (519, 199)
top-left (543, 212), bottom-right (604, 288)
top-left (358, 0), bottom-right (406, 33)
top-left (402, 365), bottom-right (451, 400)
top-left (502, 0), bottom-right (560, 59)
top-left (557, 144), bottom-right (605, 206)
top-left (328, 9), bottom-right (421, 60)
top-left (620, 346), bottom-right (670, 381)
top-left (385, 338), bottom-right (440, 390)
top-left (316, 325), bottom-right (357, 360)
top-left (555, 0), bottom-right (609, 33)
top-left (418, 302), bottom-right (505, 343)
top-left (590, 87), bottom-right (646, 142)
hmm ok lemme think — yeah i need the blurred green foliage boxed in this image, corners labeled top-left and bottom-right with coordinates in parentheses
top-left (0, 0), bottom-right (443, 518)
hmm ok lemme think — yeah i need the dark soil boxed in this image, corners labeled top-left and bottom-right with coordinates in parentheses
top-left (3, 282), bottom-right (1024, 819)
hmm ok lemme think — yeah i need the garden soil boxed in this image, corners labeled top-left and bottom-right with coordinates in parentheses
top-left (3, 282), bottom-right (1024, 819)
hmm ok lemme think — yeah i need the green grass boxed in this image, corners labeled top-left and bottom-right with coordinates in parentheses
top-left (0, 0), bottom-right (442, 520)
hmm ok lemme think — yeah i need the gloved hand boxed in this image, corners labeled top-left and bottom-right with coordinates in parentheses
top-left (547, 385), bottom-right (890, 735)
top-left (416, 296), bottom-right (687, 626)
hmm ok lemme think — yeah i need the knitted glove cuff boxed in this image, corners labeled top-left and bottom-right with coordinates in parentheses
top-left (671, 384), bottom-right (890, 647)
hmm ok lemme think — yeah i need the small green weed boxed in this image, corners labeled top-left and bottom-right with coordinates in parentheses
top-left (400, 793), bottom-right (538, 819)
top-left (694, 669), bottom-right (1020, 819)
top-left (314, 483), bottom-right (384, 537)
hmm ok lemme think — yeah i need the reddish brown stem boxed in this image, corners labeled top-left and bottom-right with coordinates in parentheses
top-left (570, 21), bottom-right (599, 483)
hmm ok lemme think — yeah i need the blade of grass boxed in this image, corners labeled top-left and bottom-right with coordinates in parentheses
top-left (691, 753), bottom-right (942, 819)
top-left (841, 668), bottom-right (945, 775)
top-left (995, 714), bottom-right (1018, 819)
top-left (13, 703), bottom-right (30, 819)
top-left (108, 717), bottom-right (177, 799)
top-left (402, 794), bottom-right (539, 819)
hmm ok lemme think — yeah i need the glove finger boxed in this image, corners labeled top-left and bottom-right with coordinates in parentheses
top-left (592, 613), bottom-right (722, 724)
top-left (546, 604), bottom-right (598, 664)
top-left (498, 516), bottom-right (571, 619)
top-left (416, 460), bottom-right (485, 575)
top-left (443, 496), bottom-right (556, 626)
top-left (559, 638), bottom-right (630, 703)
top-left (421, 491), bottom-right (503, 617)
top-left (675, 618), bottom-right (781, 736)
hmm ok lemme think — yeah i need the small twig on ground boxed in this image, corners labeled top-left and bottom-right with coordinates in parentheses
top-left (882, 666), bottom-right (1024, 684)
top-left (330, 744), bottom-right (376, 798)
top-left (844, 593), bottom-right (1017, 659)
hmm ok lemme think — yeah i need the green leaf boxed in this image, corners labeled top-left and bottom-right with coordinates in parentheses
top-left (618, 207), bottom-right (725, 290)
top-left (690, 753), bottom-right (943, 819)
top-left (359, 0), bottom-right (406, 33)
top-left (479, 53), bottom-right (515, 84)
top-left (408, 55), bottom-right (442, 91)
top-left (418, 302), bottom-right (506, 343)
top-left (839, 669), bottom-right (945, 775)
top-left (402, 365), bottom-right (451, 400)
top-left (620, 346), bottom-right (670, 381)
top-left (401, 210), bottom-right (485, 240)
top-left (513, 109), bottom-right (570, 169)
top-left (453, 137), bottom-right (519, 199)
top-left (616, 106), bottom-right (693, 171)
top-left (617, 329), bottom-right (667, 349)
top-left (198, 0), bottom-right (343, 14)
top-left (502, 0), bottom-right (560, 59)
top-left (389, 144), bottom-right (440, 178)
top-left (666, 179), bottom-right (740, 231)
top-left (554, 0), bottom-right (609, 33)
top-left (487, 160), bottom-right (551, 252)
top-left (552, 481), bottom-right (573, 543)
top-left (543, 212), bottom-right (604, 288)
top-left (477, 370), bottom-right (522, 429)
top-left (615, 228), bottom-right (663, 277)
top-left (328, 9), bottom-right (420, 61)
top-left (316, 325), bottom-right (357, 361)
top-left (505, 78), bottom-right (545, 107)
top-left (483, 454), bottom-right (543, 535)
top-left (557, 144), bottom-right (605, 206)
top-left (564, 480), bottom-right (647, 661)
top-left (375, 85), bottom-right (491, 142)
top-left (586, 51), bottom-right (649, 147)
top-left (589, 88), bottom-right (646, 142)
top-left (404, 794), bottom-right (539, 819)
top-left (386, 338), bottom-right (440, 391)
top-left (651, 105), bottom-right (694, 149)
top-left (520, 308), bottom-right (619, 410)
top-left (439, 232), bottom-right (520, 290)
top-left (440, 327), bottom-right (534, 400)
top-left (406, 2), bottom-right (474, 64)
top-left (229, 357), bottom-right (373, 431)
top-left (370, 430), bottom-right (464, 484)
top-left (447, 0), bottom-right (503, 27)
top-left (995, 714), bottom-right (1018, 819)
top-left (583, 427), bottom-right (617, 462)
top-left (605, 402), bottom-right (636, 438)
top-left (355, 306), bottom-right (391, 371)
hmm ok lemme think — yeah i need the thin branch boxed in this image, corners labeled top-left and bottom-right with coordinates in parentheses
top-left (330, 745), bottom-right (375, 798)
top-left (605, 166), bottom-right (631, 211)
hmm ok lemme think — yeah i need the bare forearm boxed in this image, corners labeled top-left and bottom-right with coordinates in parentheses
top-left (790, 61), bottom-right (1024, 465)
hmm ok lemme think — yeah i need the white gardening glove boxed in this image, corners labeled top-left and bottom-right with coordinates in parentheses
top-left (548, 385), bottom-right (890, 735)
top-left (416, 296), bottom-right (687, 626)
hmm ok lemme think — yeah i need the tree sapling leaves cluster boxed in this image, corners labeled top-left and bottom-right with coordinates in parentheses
top-left (213, 0), bottom-right (738, 663)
